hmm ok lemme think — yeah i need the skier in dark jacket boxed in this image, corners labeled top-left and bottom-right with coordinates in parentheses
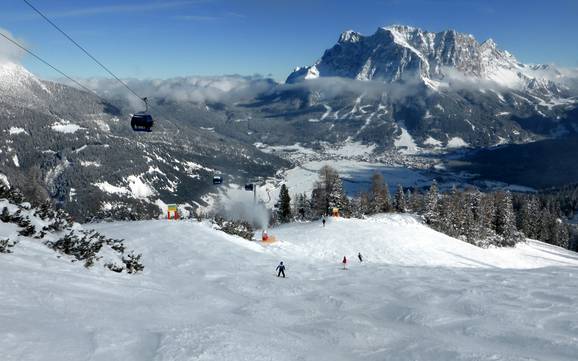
top-left (358, 252), bottom-right (363, 262)
top-left (322, 216), bottom-right (326, 227)
top-left (276, 261), bottom-right (286, 278)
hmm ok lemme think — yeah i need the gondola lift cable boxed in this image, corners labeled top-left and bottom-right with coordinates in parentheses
top-left (19, 0), bottom-right (153, 131)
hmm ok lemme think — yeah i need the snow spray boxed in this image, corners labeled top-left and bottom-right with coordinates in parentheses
top-left (216, 188), bottom-right (269, 229)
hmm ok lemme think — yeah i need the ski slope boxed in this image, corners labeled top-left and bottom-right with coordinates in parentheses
top-left (1, 215), bottom-right (578, 361)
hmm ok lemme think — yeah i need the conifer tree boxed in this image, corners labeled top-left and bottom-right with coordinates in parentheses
top-left (394, 184), bottom-right (406, 213)
top-left (277, 184), bottom-right (292, 223)
top-left (494, 191), bottom-right (520, 246)
top-left (328, 176), bottom-right (349, 216)
top-left (369, 173), bottom-right (391, 213)
top-left (293, 193), bottom-right (312, 220)
top-left (424, 180), bottom-right (439, 226)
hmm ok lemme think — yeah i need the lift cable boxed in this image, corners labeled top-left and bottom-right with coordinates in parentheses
top-left (0, 31), bottom-right (106, 101)
top-left (21, 0), bottom-right (146, 105)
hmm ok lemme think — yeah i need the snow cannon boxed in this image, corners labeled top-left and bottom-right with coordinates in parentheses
top-left (261, 230), bottom-right (276, 243)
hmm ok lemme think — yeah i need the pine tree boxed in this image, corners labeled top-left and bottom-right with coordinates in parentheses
top-left (369, 173), bottom-right (391, 213)
top-left (310, 184), bottom-right (327, 218)
top-left (405, 189), bottom-right (413, 213)
top-left (356, 192), bottom-right (371, 216)
top-left (394, 184), bottom-right (406, 213)
top-left (494, 192), bottom-right (520, 246)
top-left (424, 180), bottom-right (439, 226)
top-left (293, 193), bottom-right (312, 220)
top-left (328, 176), bottom-right (349, 216)
top-left (310, 166), bottom-right (350, 217)
top-left (408, 189), bottom-right (424, 213)
top-left (277, 184), bottom-right (292, 223)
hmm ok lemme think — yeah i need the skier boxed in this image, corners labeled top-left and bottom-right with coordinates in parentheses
top-left (276, 261), bottom-right (286, 278)
top-left (358, 252), bottom-right (363, 262)
top-left (342, 256), bottom-right (347, 270)
top-left (322, 215), bottom-right (326, 227)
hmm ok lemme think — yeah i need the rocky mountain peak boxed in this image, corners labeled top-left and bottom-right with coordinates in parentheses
top-left (338, 30), bottom-right (362, 43)
top-left (286, 25), bottom-right (554, 92)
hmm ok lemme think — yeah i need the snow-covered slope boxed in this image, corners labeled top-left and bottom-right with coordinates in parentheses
top-left (2, 216), bottom-right (578, 360)
top-left (271, 214), bottom-right (578, 269)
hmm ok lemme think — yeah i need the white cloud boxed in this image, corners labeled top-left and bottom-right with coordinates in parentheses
top-left (0, 28), bottom-right (26, 64)
top-left (68, 75), bottom-right (277, 107)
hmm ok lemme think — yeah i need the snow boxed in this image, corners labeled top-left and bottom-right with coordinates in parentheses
top-left (0, 173), bottom-right (9, 187)
top-left (424, 136), bottom-right (442, 147)
top-left (12, 154), bottom-right (19, 167)
top-left (95, 176), bottom-right (155, 199)
top-left (8, 127), bottom-right (27, 135)
top-left (126, 175), bottom-right (156, 199)
top-left (51, 121), bottom-right (84, 134)
top-left (320, 104), bottom-right (332, 120)
top-left (74, 145), bottom-right (88, 153)
top-left (304, 64), bottom-right (320, 79)
top-left (447, 137), bottom-right (469, 148)
top-left (183, 161), bottom-right (214, 173)
top-left (94, 181), bottom-right (129, 195)
top-left (1, 215), bottom-right (578, 361)
top-left (80, 160), bottom-right (101, 167)
top-left (323, 140), bottom-right (376, 157)
top-left (394, 125), bottom-right (420, 154)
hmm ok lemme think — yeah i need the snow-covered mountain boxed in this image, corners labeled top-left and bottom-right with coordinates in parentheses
top-left (2, 25), bottom-right (578, 218)
top-left (0, 61), bottom-right (287, 220)
top-left (271, 25), bottom-right (578, 149)
top-left (287, 25), bottom-right (570, 96)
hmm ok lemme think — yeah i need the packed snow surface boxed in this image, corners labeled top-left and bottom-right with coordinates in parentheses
top-left (1, 215), bottom-right (578, 361)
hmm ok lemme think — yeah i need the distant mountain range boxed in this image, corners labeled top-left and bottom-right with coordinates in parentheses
top-left (280, 25), bottom-right (578, 148)
top-left (1, 25), bottom-right (577, 218)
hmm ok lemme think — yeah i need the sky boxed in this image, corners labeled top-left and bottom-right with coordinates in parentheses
top-left (1, 0), bottom-right (577, 81)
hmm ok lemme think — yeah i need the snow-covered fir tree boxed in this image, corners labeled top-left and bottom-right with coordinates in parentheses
top-left (328, 176), bottom-right (349, 216)
top-left (276, 184), bottom-right (292, 223)
top-left (424, 180), bottom-right (439, 226)
top-left (394, 184), bottom-right (406, 213)
top-left (293, 193), bottom-right (312, 220)
top-left (494, 192), bottom-right (522, 246)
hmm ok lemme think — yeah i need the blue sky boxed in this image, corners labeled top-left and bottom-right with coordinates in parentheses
top-left (1, 0), bottom-right (577, 81)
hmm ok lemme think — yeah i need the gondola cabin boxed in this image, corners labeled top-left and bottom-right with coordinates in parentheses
top-left (213, 176), bottom-right (223, 185)
top-left (131, 113), bottom-right (153, 132)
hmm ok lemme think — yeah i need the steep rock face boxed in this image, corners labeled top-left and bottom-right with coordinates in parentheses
top-left (287, 25), bottom-right (567, 93)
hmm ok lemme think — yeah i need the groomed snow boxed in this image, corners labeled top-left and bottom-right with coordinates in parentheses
top-left (1, 215), bottom-right (577, 361)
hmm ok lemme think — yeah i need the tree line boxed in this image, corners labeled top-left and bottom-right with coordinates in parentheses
top-left (275, 165), bottom-right (573, 251)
